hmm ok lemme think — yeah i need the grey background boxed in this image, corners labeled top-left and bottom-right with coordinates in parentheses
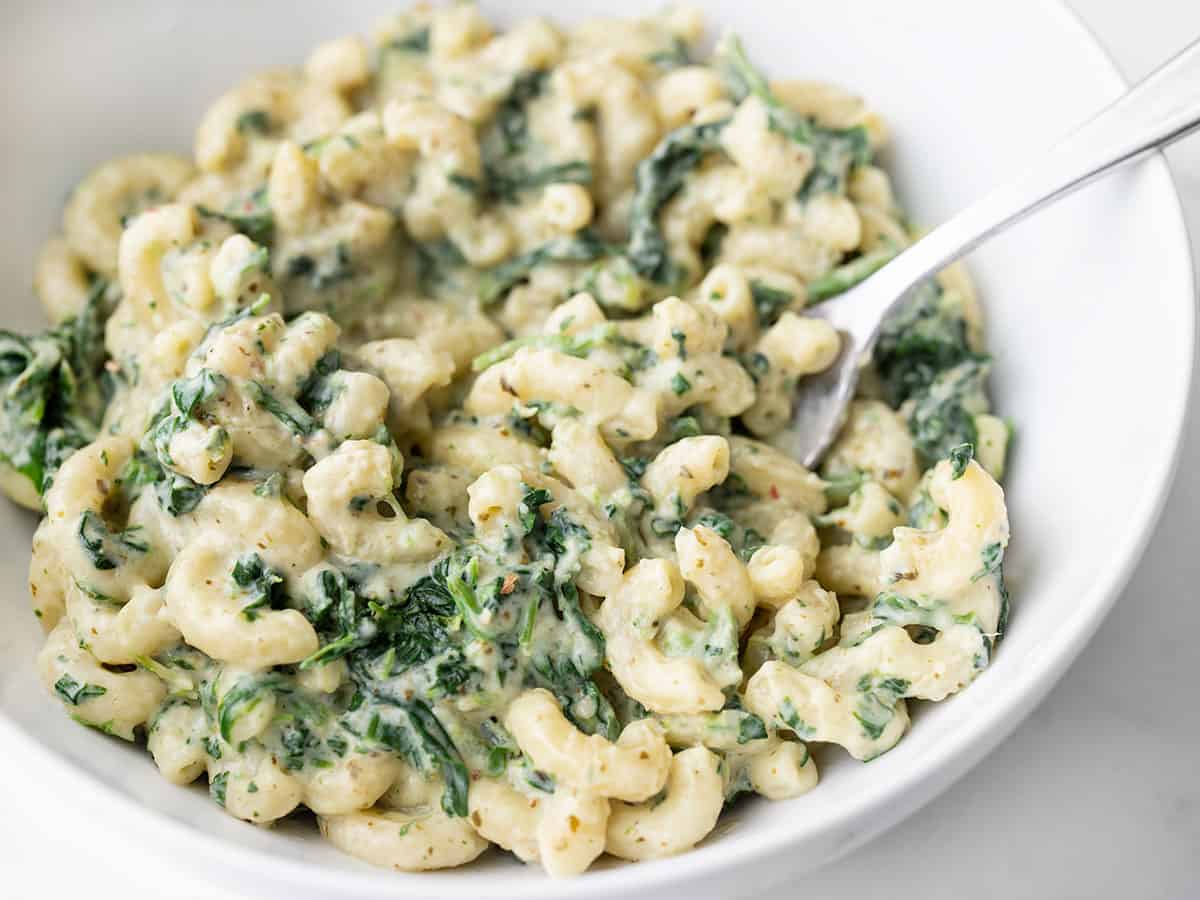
top-left (805, 3), bottom-right (1200, 897)
top-left (1, 2), bottom-right (1197, 897)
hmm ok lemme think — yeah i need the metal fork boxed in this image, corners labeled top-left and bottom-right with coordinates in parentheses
top-left (780, 37), bottom-right (1200, 469)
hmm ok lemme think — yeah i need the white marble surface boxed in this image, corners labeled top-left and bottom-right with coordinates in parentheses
top-left (3, 2), bottom-right (1198, 897)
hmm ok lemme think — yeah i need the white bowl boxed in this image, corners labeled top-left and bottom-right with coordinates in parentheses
top-left (0, 1), bottom-right (1192, 897)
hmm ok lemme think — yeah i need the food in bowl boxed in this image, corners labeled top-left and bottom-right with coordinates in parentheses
top-left (3, 2), bottom-right (1012, 878)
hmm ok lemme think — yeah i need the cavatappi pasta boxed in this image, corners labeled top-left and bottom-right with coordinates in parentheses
top-left (6, 3), bottom-right (1013, 878)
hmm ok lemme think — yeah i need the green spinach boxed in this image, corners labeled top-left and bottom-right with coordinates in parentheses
top-left (626, 119), bottom-right (727, 284)
top-left (54, 674), bottom-right (107, 706)
top-left (0, 282), bottom-right (111, 498)
top-left (477, 232), bottom-right (609, 305)
top-left (907, 359), bottom-right (990, 466)
top-left (716, 35), bottom-right (872, 199)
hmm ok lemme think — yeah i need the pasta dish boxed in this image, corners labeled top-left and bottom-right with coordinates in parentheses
top-left (3, 2), bottom-right (1011, 877)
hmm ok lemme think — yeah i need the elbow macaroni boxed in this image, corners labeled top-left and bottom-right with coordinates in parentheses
top-left (9, 3), bottom-right (1015, 880)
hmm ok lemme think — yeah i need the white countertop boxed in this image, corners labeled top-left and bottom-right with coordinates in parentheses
top-left (3, 2), bottom-right (1198, 897)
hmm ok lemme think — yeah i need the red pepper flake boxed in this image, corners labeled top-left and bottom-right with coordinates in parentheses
top-left (769, 484), bottom-right (780, 499)
top-left (500, 573), bottom-right (519, 595)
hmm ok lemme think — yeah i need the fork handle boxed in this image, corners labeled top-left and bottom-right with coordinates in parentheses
top-left (859, 35), bottom-right (1200, 327)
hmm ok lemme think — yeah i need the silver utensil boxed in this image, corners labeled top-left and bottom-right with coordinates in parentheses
top-left (781, 37), bottom-right (1200, 469)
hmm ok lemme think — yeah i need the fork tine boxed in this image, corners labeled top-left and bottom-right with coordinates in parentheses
top-left (769, 330), bottom-right (865, 469)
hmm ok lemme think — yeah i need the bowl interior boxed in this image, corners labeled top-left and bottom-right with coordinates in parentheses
top-left (0, 2), bottom-right (1192, 898)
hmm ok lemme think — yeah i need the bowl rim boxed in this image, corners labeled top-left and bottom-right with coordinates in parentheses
top-left (0, 1), bottom-right (1194, 896)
